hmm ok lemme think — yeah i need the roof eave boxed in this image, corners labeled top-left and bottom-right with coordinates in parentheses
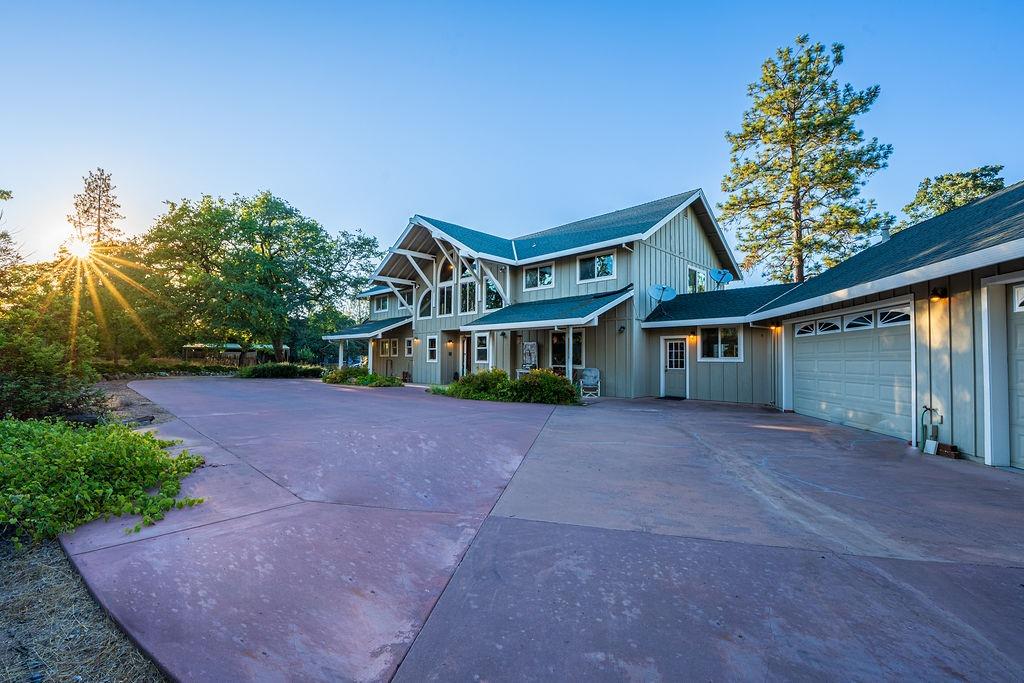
top-left (460, 289), bottom-right (634, 332)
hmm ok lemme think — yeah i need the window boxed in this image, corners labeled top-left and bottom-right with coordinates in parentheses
top-left (438, 260), bottom-right (454, 283)
top-left (877, 306), bottom-right (911, 327)
top-left (474, 333), bottom-right (490, 364)
top-left (388, 338), bottom-right (399, 357)
top-left (437, 284), bottom-right (453, 316)
top-left (485, 278), bottom-right (504, 311)
top-left (426, 336), bottom-right (438, 362)
top-left (459, 281), bottom-right (477, 314)
top-left (550, 330), bottom-right (584, 370)
top-left (1013, 285), bottom-right (1024, 312)
top-left (523, 263), bottom-right (554, 291)
top-left (795, 322), bottom-right (816, 337)
top-left (373, 296), bottom-right (389, 313)
top-left (700, 327), bottom-right (741, 361)
top-left (418, 290), bottom-right (432, 319)
top-left (577, 252), bottom-right (615, 283)
top-left (687, 267), bottom-right (708, 294)
top-left (843, 311), bottom-right (874, 331)
top-left (666, 340), bottom-right (686, 369)
top-left (405, 338), bottom-right (413, 357)
top-left (815, 317), bottom-right (841, 335)
top-left (378, 339), bottom-right (389, 357)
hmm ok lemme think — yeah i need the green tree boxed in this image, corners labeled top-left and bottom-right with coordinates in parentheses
top-left (0, 189), bottom-right (21, 301)
top-left (897, 165), bottom-right (1005, 231)
top-left (68, 167), bottom-right (125, 242)
top-left (720, 35), bottom-right (893, 283)
top-left (147, 192), bottom-right (381, 361)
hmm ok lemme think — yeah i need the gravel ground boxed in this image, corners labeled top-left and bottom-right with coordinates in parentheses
top-left (0, 381), bottom-right (176, 683)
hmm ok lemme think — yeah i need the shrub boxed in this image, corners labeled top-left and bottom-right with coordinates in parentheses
top-left (91, 359), bottom-right (238, 379)
top-left (444, 369), bottom-right (515, 401)
top-left (322, 366), bottom-right (369, 384)
top-left (0, 419), bottom-right (205, 544)
top-left (237, 362), bottom-right (324, 378)
top-left (0, 311), bottom-right (106, 420)
top-left (510, 369), bottom-right (579, 404)
top-left (356, 373), bottom-right (403, 387)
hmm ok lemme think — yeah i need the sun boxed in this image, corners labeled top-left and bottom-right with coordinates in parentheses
top-left (67, 236), bottom-right (92, 259)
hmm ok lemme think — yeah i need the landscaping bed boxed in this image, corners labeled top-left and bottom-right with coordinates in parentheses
top-left (430, 369), bottom-right (578, 404)
top-left (323, 366), bottom-right (403, 387)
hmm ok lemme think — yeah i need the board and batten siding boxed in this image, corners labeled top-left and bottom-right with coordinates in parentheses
top-left (511, 247), bottom-right (633, 303)
top-left (632, 206), bottom-right (727, 319)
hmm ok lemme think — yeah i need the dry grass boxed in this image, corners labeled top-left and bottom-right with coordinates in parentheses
top-left (0, 381), bottom-right (175, 683)
top-left (0, 539), bottom-right (165, 683)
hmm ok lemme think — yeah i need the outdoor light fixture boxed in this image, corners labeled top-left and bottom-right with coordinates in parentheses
top-left (929, 286), bottom-right (949, 302)
top-left (617, 325), bottom-right (626, 333)
top-left (500, 331), bottom-right (507, 338)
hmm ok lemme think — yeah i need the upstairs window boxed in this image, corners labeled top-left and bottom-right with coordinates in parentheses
top-left (700, 327), bottom-right (741, 360)
top-left (438, 260), bottom-right (454, 283)
top-left (459, 281), bottom-right (477, 314)
top-left (485, 278), bottom-right (504, 310)
top-left (437, 285), bottom-right (453, 316)
top-left (687, 267), bottom-right (708, 294)
top-left (523, 263), bottom-right (554, 291)
top-left (577, 252), bottom-right (615, 283)
top-left (373, 296), bottom-right (389, 313)
top-left (418, 291), bottom-right (432, 319)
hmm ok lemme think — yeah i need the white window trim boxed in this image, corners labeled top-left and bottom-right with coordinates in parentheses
top-left (698, 326), bottom-right (744, 362)
top-left (815, 316), bottom-right (842, 335)
top-left (416, 289), bottom-right (432, 320)
top-left (549, 329), bottom-right (585, 370)
top-left (484, 276), bottom-right (504, 312)
top-left (379, 339), bottom-right (390, 357)
top-left (686, 265), bottom-right (708, 294)
top-left (389, 338), bottom-right (399, 356)
top-left (1012, 284), bottom-right (1024, 312)
top-left (474, 332), bottom-right (490, 364)
top-left (458, 280), bottom-right (477, 315)
top-left (659, 335), bottom-right (690, 398)
top-left (404, 337), bottom-right (414, 357)
top-left (373, 296), bottom-right (389, 313)
top-left (877, 305), bottom-right (912, 328)
top-left (437, 283), bottom-right (454, 318)
top-left (522, 262), bottom-right (555, 292)
top-left (576, 250), bottom-right (616, 285)
top-left (426, 335), bottom-right (439, 363)
top-left (843, 311), bottom-right (875, 331)
top-left (795, 322), bottom-right (816, 337)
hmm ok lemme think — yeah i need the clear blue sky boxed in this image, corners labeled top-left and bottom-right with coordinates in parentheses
top-left (4, 1), bottom-right (1022, 274)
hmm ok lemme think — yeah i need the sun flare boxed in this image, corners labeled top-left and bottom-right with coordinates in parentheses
top-left (67, 236), bottom-right (93, 259)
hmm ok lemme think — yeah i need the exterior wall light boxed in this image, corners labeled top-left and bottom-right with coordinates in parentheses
top-left (617, 325), bottom-right (626, 333)
top-left (929, 286), bottom-right (949, 302)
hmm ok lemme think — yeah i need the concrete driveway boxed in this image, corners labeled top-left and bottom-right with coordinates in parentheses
top-left (62, 379), bottom-right (1024, 681)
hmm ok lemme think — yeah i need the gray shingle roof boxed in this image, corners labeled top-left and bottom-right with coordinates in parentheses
top-left (760, 180), bottom-right (1024, 313)
top-left (512, 190), bottom-right (699, 260)
top-left (464, 286), bottom-right (633, 329)
top-left (357, 285), bottom-right (391, 298)
top-left (323, 316), bottom-right (411, 339)
top-left (415, 215), bottom-right (518, 261)
top-left (644, 283), bottom-right (799, 324)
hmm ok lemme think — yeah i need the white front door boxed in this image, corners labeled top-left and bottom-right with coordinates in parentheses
top-left (663, 337), bottom-right (687, 398)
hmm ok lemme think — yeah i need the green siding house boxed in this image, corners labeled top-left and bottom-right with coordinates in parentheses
top-left (327, 181), bottom-right (1024, 469)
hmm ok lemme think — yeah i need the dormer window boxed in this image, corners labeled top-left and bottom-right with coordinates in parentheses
top-left (373, 296), bottom-right (389, 313)
top-left (577, 251), bottom-right (615, 283)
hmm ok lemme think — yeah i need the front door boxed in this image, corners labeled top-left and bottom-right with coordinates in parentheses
top-left (663, 337), bottom-right (687, 398)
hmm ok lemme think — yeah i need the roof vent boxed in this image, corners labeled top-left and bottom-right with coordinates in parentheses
top-left (879, 226), bottom-right (891, 242)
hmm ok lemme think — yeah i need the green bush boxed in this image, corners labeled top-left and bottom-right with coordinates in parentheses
top-left (510, 369), bottom-right (579, 404)
top-left (322, 366), bottom-right (369, 384)
top-left (91, 359), bottom-right (237, 378)
top-left (237, 362), bottom-right (324, 378)
top-left (0, 419), bottom-right (205, 544)
top-left (434, 368), bottom-right (577, 405)
top-left (0, 310), bottom-right (106, 420)
top-left (356, 373), bottom-right (403, 387)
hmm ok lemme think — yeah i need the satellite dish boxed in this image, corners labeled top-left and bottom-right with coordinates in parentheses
top-left (710, 269), bottom-right (734, 285)
top-left (647, 284), bottom-right (677, 305)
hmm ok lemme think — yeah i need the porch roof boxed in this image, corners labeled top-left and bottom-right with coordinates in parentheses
top-left (642, 283), bottom-right (798, 327)
top-left (461, 286), bottom-right (633, 331)
top-left (322, 316), bottom-right (412, 340)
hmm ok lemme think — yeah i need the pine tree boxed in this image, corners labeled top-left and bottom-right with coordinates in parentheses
top-left (896, 165), bottom-right (1005, 231)
top-left (0, 189), bottom-right (21, 300)
top-left (720, 35), bottom-right (893, 283)
top-left (67, 167), bottom-right (125, 242)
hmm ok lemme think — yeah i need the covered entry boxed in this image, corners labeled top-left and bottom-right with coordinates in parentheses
top-left (791, 304), bottom-right (912, 439)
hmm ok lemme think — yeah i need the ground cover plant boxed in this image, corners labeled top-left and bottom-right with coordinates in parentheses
top-left (431, 368), bottom-right (578, 404)
top-left (237, 362), bottom-right (324, 378)
top-left (323, 367), bottom-right (402, 387)
top-left (0, 419), bottom-right (204, 544)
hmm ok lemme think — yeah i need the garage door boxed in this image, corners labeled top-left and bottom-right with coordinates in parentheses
top-left (1008, 284), bottom-right (1024, 468)
top-left (792, 305), bottom-right (912, 439)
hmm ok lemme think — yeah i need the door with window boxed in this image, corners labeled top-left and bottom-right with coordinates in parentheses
top-left (663, 337), bottom-right (687, 398)
top-left (459, 334), bottom-right (472, 377)
top-left (550, 330), bottom-right (583, 378)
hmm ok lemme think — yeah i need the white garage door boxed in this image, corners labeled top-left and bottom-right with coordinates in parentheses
top-left (1008, 284), bottom-right (1024, 469)
top-left (793, 305), bottom-right (912, 439)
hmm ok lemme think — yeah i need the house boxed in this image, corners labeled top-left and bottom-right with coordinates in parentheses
top-left (325, 181), bottom-right (1024, 469)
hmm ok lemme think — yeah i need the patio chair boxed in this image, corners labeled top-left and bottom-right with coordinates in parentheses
top-left (578, 368), bottom-right (600, 398)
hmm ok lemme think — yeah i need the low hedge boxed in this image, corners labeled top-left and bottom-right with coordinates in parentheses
top-left (237, 363), bottom-right (325, 379)
top-left (323, 368), bottom-right (402, 387)
top-left (93, 359), bottom-right (237, 379)
top-left (432, 368), bottom-right (578, 405)
top-left (0, 419), bottom-right (205, 544)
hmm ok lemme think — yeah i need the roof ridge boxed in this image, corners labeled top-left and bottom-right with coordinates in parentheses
top-left (513, 190), bottom-right (699, 241)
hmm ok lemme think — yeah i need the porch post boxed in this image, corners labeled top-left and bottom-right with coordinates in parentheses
top-left (368, 338), bottom-right (374, 375)
top-left (566, 325), bottom-right (574, 384)
top-left (338, 341), bottom-right (344, 368)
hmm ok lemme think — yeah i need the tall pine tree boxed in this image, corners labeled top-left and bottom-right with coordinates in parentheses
top-left (720, 35), bottom-right (892, 283)
top-left (67, 167), bottom-right (125, 242)
top-left (897, 165), bottom-right (1005, 230)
